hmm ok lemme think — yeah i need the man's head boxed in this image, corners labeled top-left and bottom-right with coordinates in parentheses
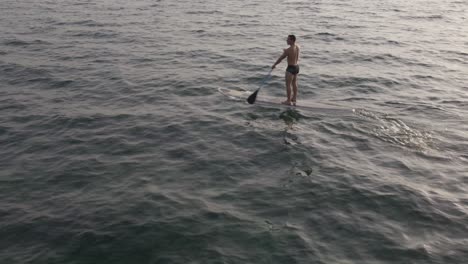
top-left (287, 34), bottom-right (296, 45)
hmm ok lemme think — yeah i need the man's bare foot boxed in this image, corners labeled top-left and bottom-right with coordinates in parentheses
top-left (291, 99), bottom-right (296, 106)
top-left (282, 100), bottom-right (292, 105)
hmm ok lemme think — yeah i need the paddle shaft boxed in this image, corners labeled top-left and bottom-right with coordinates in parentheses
top-left (246, 69), bottom-right (273, 104)
top-left (257, 69), bottom-right (273, 91)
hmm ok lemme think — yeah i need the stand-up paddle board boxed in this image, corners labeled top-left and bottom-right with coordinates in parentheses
top-left (219, 87), bottom-right (298, 107)
top-left (218, 87), bottom-right (352, 114)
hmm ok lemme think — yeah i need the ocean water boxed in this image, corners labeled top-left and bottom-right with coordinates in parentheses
top-left (1, 0), bottom-right (467, 263)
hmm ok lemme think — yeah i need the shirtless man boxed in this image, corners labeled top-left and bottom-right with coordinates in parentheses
top-left (272, 35), bottom-right (300, 105)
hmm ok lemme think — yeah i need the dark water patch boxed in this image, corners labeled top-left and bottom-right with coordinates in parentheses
top-left (175, 86), bottom-right (213, 97)
top-left (71, 1), bottom-right (98, 6)
top-left (441, 100), bottom-right (468, 107)
top-left (322, 181), bottom-right (467, 237)
top-left (403, 14), bottom-right (444, 20)
top-left (0, 62), bottom-right (54, 86)
top-left (283, 130), bottom-right (300, 145)
top-left (411, 74), bottom-right (442, 81)
top-left (401, 103), bottom-right (447, 116)
top-left (1, 113), bottom-right (179, 169)
top-left (315, 32), bottom-right (336, 37)
top-left (176, 49), bottom-right (233, 64)
top-left (219, 20), bottom-right (262, 28)
top-left (337, 97), bottom-right (378, 102)
top-left (272, 168), bottom-right (459, 262)
top-left (386, 40), bottom-right (403, 45)
top-left (188, 29), bottom-right (221, 38)
top-left (192, 29), bottom-right (206, 34)
top-left (0, 98), bottom-right (28, 112)
top-left (1, 63), bottom-right (75, 90)
top-left (440, 49), bottom-right (468, 59)
top-left (411, 15), bottom-right (444, 20)
top-left (362, 37), bottom-right (407, 47)
top-left (49, 79), bottom-right (74, 89)
top-left (353, 53), bottom-right (406, 65)
top-left (344, 24), bottom-right (365, 29)
top-left (318, 74), bottom-right (399, 92)
top-left (315, 32), bottom-right (345, 42)
top-left (440, 50), bottom-right (468, 65)
top-left (55, 19), bottom-right (113, 27)
top-left (66, 30), bottom-right (121, 39)
top-left (414, 150), bottom-right (456, 163)
top-left (186, 10), bottom-right (223, 15)
top-left (3, 38), bottom-right (52, 47)
top-left (3, 39), bottom-right (31, 46)
top-left (442, 57), bottom-right (468, 65)
top-left (350, 85), bottom-right (384, 95)
top-left (128, 57), bottom-right (156, 64)
top-left (317, 121), bottom-right (372, 146)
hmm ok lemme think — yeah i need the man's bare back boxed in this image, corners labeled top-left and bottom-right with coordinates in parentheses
top-left (285, 45), bottom-right (300, 66)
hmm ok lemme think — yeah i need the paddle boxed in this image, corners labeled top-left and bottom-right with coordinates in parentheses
top-left (247, 69), bottom-right (273, 104)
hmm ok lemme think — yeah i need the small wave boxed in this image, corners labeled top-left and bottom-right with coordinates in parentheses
top-left (441, 100), bottom-right (468, 107)
top-left (3, 39), bottom-right (51, 46)
top-left (411, 74), bottom-right (441, 81)
top-left (55, 19), bottom-right (119, 28)
top-left (66, 30), bottom-right (120, 39)
top-left (345, 24), bottom-right (365, 29)
top-left (0, 98), bottom-right (28, 112)
top-left (372, 54), bottom-right (400, 62)
top-left (441, 49), bottom-right (468, 57)
top-left (360, 37), bottom-right (406, 47)
top-left (186, 10), bottom-right (223, 15)
top-left (355, 53), bottom-right (402, 63)
top-left (3, 39), bottom-right (29, 46)
top-left (1, 62), bottom-right (52, 81)
top-left (387, 40), bottom-right (403, 46)
top-left (319, 74), bottom-right (399, 91)
top-left (55, 19), bottom-right (98, 26)
top-left (0, 62), bottom-right (75, 90)
top-left (316, 32), bottom-right (335, 37)
top-left (314, 32), bottom-right (345, 42)
top-left (353, 52), bottom-right (425, 67)
top-left (401, 15), bottom-right (444, 20)
top-left (339, 97), bottom-right (378, 102)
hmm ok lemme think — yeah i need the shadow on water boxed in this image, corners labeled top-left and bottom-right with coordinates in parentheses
top-left (279, 109), bottom-right (303, 145)
top-left (279, 108), bottom-right (302, 126)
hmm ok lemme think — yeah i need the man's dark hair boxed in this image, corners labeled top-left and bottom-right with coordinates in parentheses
top-left (288, 34), bottom-right (296, 42)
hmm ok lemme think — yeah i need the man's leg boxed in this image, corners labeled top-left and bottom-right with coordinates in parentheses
top-left (283, 72), bottom-right (293, 105)
top-left (291, 74), bottom-right (298, 105)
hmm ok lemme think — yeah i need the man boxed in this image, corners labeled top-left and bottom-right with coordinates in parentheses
top-left (272, 35), bottom-right (300, 105)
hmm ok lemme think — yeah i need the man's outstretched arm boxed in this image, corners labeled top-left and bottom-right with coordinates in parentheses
top-left (272, 50), bottom-right (287, 69)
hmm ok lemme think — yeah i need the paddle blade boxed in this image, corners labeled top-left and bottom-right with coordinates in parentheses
top-left (247, 89), bottom-right (259, 104)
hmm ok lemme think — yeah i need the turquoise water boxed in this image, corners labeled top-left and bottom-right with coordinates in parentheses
top-left (1, 0), bottom-right (467, 263)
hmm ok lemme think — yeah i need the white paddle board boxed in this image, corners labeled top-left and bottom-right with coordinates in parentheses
top-left (219, 87), bottom-right (294, 106)
top-left (218, 87), bottom-right (352, 114)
